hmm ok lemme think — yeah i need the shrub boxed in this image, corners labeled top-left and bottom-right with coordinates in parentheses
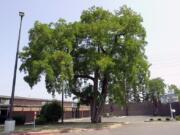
top-left (35, 115), bottom-right (46, 125)
top-left (166, 117), bottom-right (170, 121)
top-left (149, 118), bottom-right (154, 121)
top-left (175, 116), bottom-right (180, 121)
top-left (40, 100), bottom-right (62, 123)
top-left (157, 118), bottom-right (162, 121)
top-left (13, 115), bottom-right (26, 125)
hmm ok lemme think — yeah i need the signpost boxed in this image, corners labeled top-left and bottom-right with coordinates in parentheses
top-left (161, 93), bottom-right (179, 119)
top-left (33, 112), bottom-right (37, 128)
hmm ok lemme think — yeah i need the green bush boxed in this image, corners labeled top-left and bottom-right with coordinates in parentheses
top-left (39, 100), bottom-right (62, 123)
top-left (35, 115), bottom-right (46, 125)
top-left (166, 117), bottom-right (170, 121)
top-left (13, 115), bottom-right (26, 125)
top-left (149, 118), bottom-right (154, 121)
top-left (157, 118), bottom-right (162, 121)
top-left (175, 116), bottom-right (180, 121)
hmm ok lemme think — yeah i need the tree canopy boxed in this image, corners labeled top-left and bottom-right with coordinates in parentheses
top-left (168, 84), bottom-right (180, 100)
top-left (147, 77), bottom-right (166, 101)
top-left (20, 6), bottom-right (149, 123)
top-left (20, 20), bottom-right (74, 95)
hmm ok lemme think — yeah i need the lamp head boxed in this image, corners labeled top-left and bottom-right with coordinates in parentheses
top-left (19, 12), bottom-right (25, 17)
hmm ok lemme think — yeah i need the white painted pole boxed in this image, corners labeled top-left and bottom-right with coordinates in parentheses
top-left (169, 103), bottom-right (173, 119)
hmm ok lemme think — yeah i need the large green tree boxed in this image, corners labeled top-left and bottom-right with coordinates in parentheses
top-left (20, 6), bottom-right (149, 123)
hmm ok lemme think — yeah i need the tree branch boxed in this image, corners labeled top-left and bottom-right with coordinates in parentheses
top-left (74, 74), bottom-right (94, 81)
top-left (100, 47), bottom-right (107, 54)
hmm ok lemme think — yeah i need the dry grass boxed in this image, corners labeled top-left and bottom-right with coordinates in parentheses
top-left (0, 122), bottom-right (123, 134)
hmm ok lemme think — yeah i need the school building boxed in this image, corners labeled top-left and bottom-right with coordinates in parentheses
top-left (0, 95), bottom-right (90, 123)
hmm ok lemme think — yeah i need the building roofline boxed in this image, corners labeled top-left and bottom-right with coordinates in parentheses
top-left (0, 95), bottom-right (52, 101)
top-left (0, 95), bottom-right (73, 103)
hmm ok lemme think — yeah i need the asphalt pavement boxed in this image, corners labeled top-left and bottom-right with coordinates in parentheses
top-left (63, 116), bottom-right (180, 135)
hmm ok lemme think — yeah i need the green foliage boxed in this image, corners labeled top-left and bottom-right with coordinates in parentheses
top-left (13, 115), bottom-right (26, 125)
top-left (175, 115), bottom-right (180, 121)
top-left (147, 78), bottom-right (166, 101)
top-left (78, 85), bottom-right (93, 105)
top-left (165, 117), bottom-right (170, 121)
top-left (20, 20), bottom-right (73, 95)
top-left (157, 118), bottom-right (162, 121)
top-left (109, 82), bottom-right (126, 105)
top-left (20, 5), bottom-right (149, 120)
top-left (35, 115), bottom-right (47, 125)
top-left (39, 101), bottom-right (62, 123)
top-left (168, 84), bottom-right (180, 100)
top-left (149, 118), bottom-right (154, 121)
top-left (72, 5), bottom-right (149, 106)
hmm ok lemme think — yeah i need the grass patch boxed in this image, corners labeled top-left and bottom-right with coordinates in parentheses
top-left (0, 122), bottom-right (122, 134)
top-left (175, 116), bottom-right (180, 121)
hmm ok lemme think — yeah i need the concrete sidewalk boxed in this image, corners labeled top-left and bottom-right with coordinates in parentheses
top-left (65, 116), bottom-right (153, 123)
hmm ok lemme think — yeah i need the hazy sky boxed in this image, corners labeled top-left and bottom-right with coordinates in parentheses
top-left (0, 0), bottom-right (180, 100)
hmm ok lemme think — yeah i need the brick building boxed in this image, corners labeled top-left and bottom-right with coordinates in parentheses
top-left (0, 95), bottom-right (90, 123)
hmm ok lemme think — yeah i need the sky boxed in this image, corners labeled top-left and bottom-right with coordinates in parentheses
top-left (0, 0), bottom-right (180, 100)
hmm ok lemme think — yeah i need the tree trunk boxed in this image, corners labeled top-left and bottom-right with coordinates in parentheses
top-left (124, 90), bottom-right (129, 116)
top-left (152, 97), bottom-right (158, 116)
top-left (91, 91), bottom-right (103, 123)
top-left (91, 100), bottom-right (102, 123)
top-left (124, 78), bottom-right (129, 116)
top-left (125, 102), bottom-right (129, 116)
top-left (90, 74), bottom-right (108, 123)
top-left (91, 70), bottom-right (100, 123)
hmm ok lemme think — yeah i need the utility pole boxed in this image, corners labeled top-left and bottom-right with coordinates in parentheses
top-left (8, 12), bottom-right (25, 120)
top-left (4, 12), bottom-right (24, 133)
top-left (61, 86), bottom-right (64, 124)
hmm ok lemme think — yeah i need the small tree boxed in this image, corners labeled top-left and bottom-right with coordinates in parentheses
top-left (168, 84), bottom-right (180, 100)
top-left (147, 78), bottom-right (166, 115)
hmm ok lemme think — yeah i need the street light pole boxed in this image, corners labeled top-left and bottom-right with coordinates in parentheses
top-left (61, 87), bottom-right (64, 124)
top-left (8, 12), bottom-right (24, 120)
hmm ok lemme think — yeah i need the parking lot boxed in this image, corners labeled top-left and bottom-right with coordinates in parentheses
top-left (66, 121), bottom-right (180, 135)
top-left (65, 116), bottom-right (180, 135)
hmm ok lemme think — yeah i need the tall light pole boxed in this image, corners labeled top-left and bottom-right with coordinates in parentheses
top-left (61, 86), bottom-right (64, 124)
top-left (8, 12), bottom-right (25, 120)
